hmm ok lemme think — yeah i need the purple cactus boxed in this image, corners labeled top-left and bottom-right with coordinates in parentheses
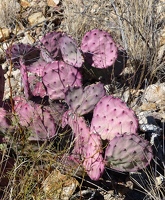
top-left (19, 59), bottom-right (32, 99)
top-left (14, 97), bottom-right (56, 140)
top-left (40, 31), bottom-right (63, 61)
top-left (62, 111), bottom-right (90, 155)
top-left (81, 29), bottom-right (118, 68)
top-left (29, 105), bottom-right (56, 141)
top-left (65, 82), bottom-right (105, 116)
top-left (47, 101), bottom-right (67, 125)
top-left (27, 59), bottom-right (47, 77)
top-left (42, 61), bottom-right (82, 100)
top-left (83, 133), bottom-right (104, 180)
top-left (6, 43), bottom-right (40, 67)
top-left (28, 74), bottom-right (47, 98)
top-left (90, 95), bottom-right (138, 141)
top-left (62, 111), bottom-right (104, 180)
top-left (59, 34), bottom-right (83, 68)
top-left (14, 96), bottom-right (34, 127)
top-left (104, 133), bottom-right (153, 172)
top-left (41, 31), bottom-right (83, 67)
top-left (6, 43), bottom-right (40, 99)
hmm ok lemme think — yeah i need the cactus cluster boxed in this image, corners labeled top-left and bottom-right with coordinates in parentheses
top-left (62, 94), bottom-right (153, 180)
top-left (0, 29), bottom-right (154, 181)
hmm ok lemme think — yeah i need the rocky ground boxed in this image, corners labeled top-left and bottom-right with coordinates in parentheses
top-left (0, 0), bottom-right (165, 199)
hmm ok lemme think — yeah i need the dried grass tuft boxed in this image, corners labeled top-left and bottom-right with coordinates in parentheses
top-left (61, 0), bottom-right (165, 86)
top-left (0, 0), bottom-right (20, 28)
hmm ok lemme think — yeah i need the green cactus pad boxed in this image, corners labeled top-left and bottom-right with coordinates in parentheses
top-left (65, 82), bottom-right (105, 115)
top-left (104, 133), bottom-right (153, 172)
top-left (59, 34), bottom-right (84, 68)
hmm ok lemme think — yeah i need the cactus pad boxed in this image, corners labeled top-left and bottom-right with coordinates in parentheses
top-left (20, 60), bottom-right (32, 99)
top-left (40, 31), bottom-right (63, 60)
top-left (104, 133), bottom-right (153, 172)
top-left (81, 29), bottom-right (118, 68)
top-left (42, 61), bottom-right (82, 100)
top-left (28, 74), bottom-right (47, 98)
top-left (65, 82), bottom-right (105, 115)
top-left (83, 133), bottom-right (105, 180)
top-left (90, 95), bottom-right (138, 140)
top-left (59, 34), bottom-right (83, 68)
top-left (6, 43), bottom-right (40, 67)
top-left (14, 97), bottom-right (56, 140)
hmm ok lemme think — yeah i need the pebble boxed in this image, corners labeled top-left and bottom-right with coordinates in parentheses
top-left (20, 0), bottom-right (30, 8)
top-left (28, 12), bottom-right (46, 26)
top-left (47, 0), bottom-right (60, 7)
top-left (0, 28), bottom-right (10, 42)
top-left (142, 83), bottom-right (165, 104)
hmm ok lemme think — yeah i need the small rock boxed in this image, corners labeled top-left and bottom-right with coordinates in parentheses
top-left (20, 0), bottom-right (30, 8)
top-left (143, 83), bottom-right (165, 103)
top-left (0, 28), bottom-right (10, 42)
top-left (28, 12), bottom-right (46, 26)
top-left (43, 169), bottom-right (79, 200)
top-left (136, 110), bottom-right (162, 134)
top-left (20, 33), bottom-right (35, 44)
top-left (47, 0), bottom-right (60, 7)
top-left (140, 102), bottom-right (157, 111)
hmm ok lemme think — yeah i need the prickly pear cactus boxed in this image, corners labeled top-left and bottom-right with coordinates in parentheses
top-left (14, 97), bottom-right (56, 140)
top-left (42, 61), bottom-right (82, 100)
top-left (40, 31), bottom-right (63, 61)
top-left (59, 34), bottom-right (84, 68)
top-left (81, 29), bottom-right (118, 68)
top-left (13, 96), bottom-right (35, 127)
top-left (83, 133), bottom-right (105, 180)
top-left (41, 31), bottom-right (84, 67)
top-left (27, 59), bottom-right (47, 77)
top-left (28, 74), bottom-right (47, 98)
top-left (62, 112), bottom-right (104, 180)
top-left (6, 43), bottom-right (40, 67)
top-left (104, 133), bottom-right (153, 172)
top-left (29, 105), bottom-right (57, 141)
top-left (90, 95), bottom-right (138, 141)
top-left (65, 82), bottom-right (105, 115)
top-left (62, 111), bottom-right (90, 155)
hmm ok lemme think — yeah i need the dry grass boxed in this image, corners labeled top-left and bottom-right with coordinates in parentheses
top-left (0, 0), bottom-right (20, 28)
top-left (61, 0), bottom-right (165, 88)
